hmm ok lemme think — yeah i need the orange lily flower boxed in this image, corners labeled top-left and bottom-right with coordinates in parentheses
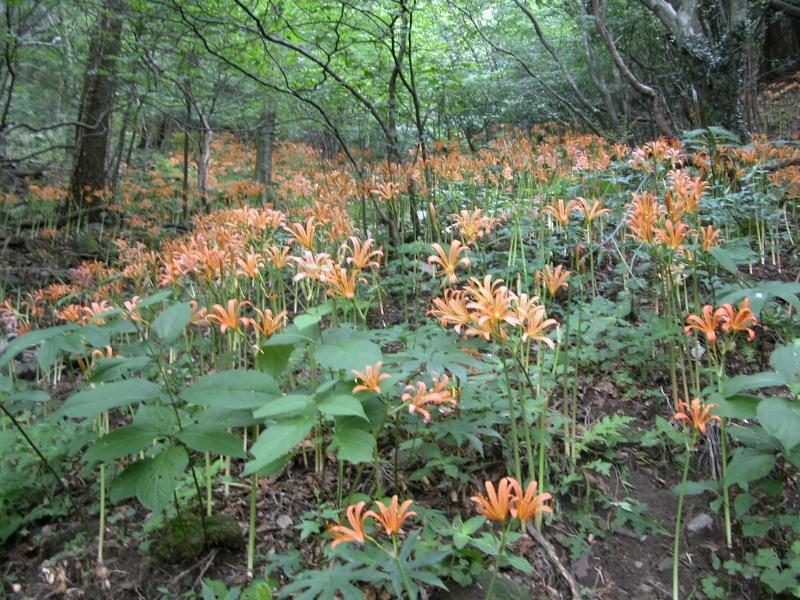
top-left (343, 237), bottom-right (383, 272)
top-left (464, 275), bottom-right (520, 340)
top-left (684, 305), bottom-right (720, 343)
top-left (236, 252), bottom-right (265, 279)
top-left (508, 478), bottom-right (553, 521)
top-left (123, 296), bottom-right (142, 321)
top-left (536, 264), bottom-right (571, 297)
top-left (367, 496), bottom-right (417, 536)
top-left (82, 300), bottom-right (114, 324)
top-left (655, 220), bottom-right (690, 251)
top-left (515, 299), bottom-right (557, 346)
top-left (471, 477), bottom-right (513, 521)
top-left (674, 397), bottom-right (720, 434)
top-left (542, 198), bottom-right (579, 226)
top-left (58, 304), bottom-right (83, 323)
top-left (402, 374), bottom-right (457, 422)
top-left (321, 265), bottom-right (363, 300)
top-left (207, 299), bottom-right (249, 334)
top-left (427, 240), bottom-right (471, 284)
top-left (698, 225), bottom-right (722, 252)
top-left (353, 361), bottom-right (391, 394)
top-left (266, 245), bottom-right (292, 270)
top-left (575, 197), bottom-right (610, 223)
top-left (328, 501), bottom-right (370, 548)
top-left (716, 298), bottom-right (757, 340)
top-left (242, 308), bottom-right (287, 338)
top-left (188, 300), bottom-right (209, 326)
top-left (429, 289), bottom-right (473, 333)
top-left (284, 218), bottom-right (316, 250)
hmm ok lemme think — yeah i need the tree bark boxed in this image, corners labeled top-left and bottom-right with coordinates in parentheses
top-left (68, 0), bottom-right (124, 212)
top-left (255, 103), bottom-right (276, 205)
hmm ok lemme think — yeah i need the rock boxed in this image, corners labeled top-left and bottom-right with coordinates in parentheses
top-left (277, 514), bottom-right (293, 530)
top-left (687, 513), bottom-right (713, 534)
top-left (658, 557), bottom-right (672, 572)
top-left (632, 583), bottom-right (654, 600)
top-left (571, 554), bottom-right (591, 582)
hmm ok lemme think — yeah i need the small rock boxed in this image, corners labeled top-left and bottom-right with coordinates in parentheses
top-left (687, 513), bottom-right (713, 534)
top-left (632, 583), bottom-right (654, 600)
top-left (571, 554), bottom-right (591, 581)
top-left (277, 514), bottom-right (293, 530)
top-left (658, 557), bottom-right (672, 572)
top-left (633, 561), bottom-right (644, 569)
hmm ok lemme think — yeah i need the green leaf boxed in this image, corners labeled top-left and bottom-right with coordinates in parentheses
top-left (757, 397), bottom-right (800, 452)
top-left (770, 344), bottom-right (800, 383)
top-left (722, 372), bottom-right (788, 396)
top-left (60, 379), bottom-right (162, 419)
top-left (0, 324), bottom-right (76, 368)
top-left (714, 393), bottom-right (760, 419)
top-left (84, 425), bottom-right (159, 463)
top-left (0, 430), bottom-right (17, 454)
top-left (152, 302), bottom-right (191, 344)
top-left (331, 426), bottom-right (375, 464)
top-left (177, 425), bottom-right (247, 458)
top-left (256, 343), bottom-right (293, 380)
top-left (314, 326), bottom-right (382, 373)
top-left (3, 390), bottom-right (50, 404)
top-left (135, 446), bottom-right (189, 511)
top-left (253, 394), bottom-right (315, 419)
top-left (294, 313), bottom-right (321, 330)
top-left (181, 370), bottom-right (281, 409)
top-left (0, 375), bottom-right (11, 393)
top-left (244, 415), bottom-right (315, 475)
top-left (89, 356), bottom-right (153, 382)
top-left (317, 393), bottom-right (368, 420)
top-left (725, 447), bottom-right (776, 488)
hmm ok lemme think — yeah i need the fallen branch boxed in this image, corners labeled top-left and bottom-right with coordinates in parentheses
top-left (526, 523), bottom-right (582, 599)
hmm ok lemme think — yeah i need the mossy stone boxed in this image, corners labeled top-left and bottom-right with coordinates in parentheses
top-left (156, 512), bottom-right (242, 561)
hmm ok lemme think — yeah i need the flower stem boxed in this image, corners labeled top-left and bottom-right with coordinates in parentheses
top-left (673, 435), bottom-right (694, 600)
top-left (487, 521), bottom-right (512, 600)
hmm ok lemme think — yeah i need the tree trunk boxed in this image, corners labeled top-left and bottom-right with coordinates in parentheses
top-left (182, 92), bottom-right (191, 222)
top-left (197, 114), bottom-right (212, 211)
top-left (68, 0), bottom-right (124, 213)
top-left (255, 104), bottom-right (276, 205)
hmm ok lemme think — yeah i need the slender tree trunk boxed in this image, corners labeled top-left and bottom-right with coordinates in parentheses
top-left (182, 92), bottom-right (191, 222)
top-left (255, 106), bottom-right (276, 205)
top-left (197, 113), bottom-right (212, 211)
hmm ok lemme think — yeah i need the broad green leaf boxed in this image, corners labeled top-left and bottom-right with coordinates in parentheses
top-left (253, 394), bottom-right (315, 419)
top-left (244, 415), bottom-right (315, 475)
top-left (136, 446), bottom-right (189, 511)
top-left (757, 397), bottom-right (800, 452)
top-left (181, 370), bottom-right (281, 409)
top-left (60, 379), bottom-right (162, 419)
top-left (90, 356), bottom-right (153, 382)
top-left (3, 390), bottom-right (50, 404)
top-left (722, 372), bottom-right (788, 396)
top-left (725, 447), bottom-right (776, 488)
top-left (256, 343), bottom-right (293, 379)
top-left (714, 393), bottom-right (759, 419)
top-left (314, 325), bottom-right (382, 373)
top-left (177, 425), bottom-right (247, 458)
top-left (84, 425), bottom-right (159, 463)
top-left (770, 344), bottom-right (800, 383)
top-left (294, 313), bottom-right (321, 330)
top-left (331, 427), bottom-right (375, 464)
top-left (152, 302), bottom-right (191, 344)
top-left (0, 375), bottom-right (11, 393)
top-left (0, 324), bottom-right (76, 369)
top-left (317, 393), bottom-right (367, 420)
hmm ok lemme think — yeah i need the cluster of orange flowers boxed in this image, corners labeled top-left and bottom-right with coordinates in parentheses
top-left (684, 298), bottom-right (758, 343)
top-left (626, 176), bottom-right (722, 253)
top-left (429, 274), bottom-right (557, 345)
top-left (541, 196), bottom-right (610, 228)
top-left (328, 495), bottom-right (416, 548)
top-left (351, 361), bottom-right (457, 423)
top-left (471, 476), bottom-right (553, 522)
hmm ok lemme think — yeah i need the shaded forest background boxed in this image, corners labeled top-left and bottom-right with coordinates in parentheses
top-left (0, 0), bottom-right (798, 214)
